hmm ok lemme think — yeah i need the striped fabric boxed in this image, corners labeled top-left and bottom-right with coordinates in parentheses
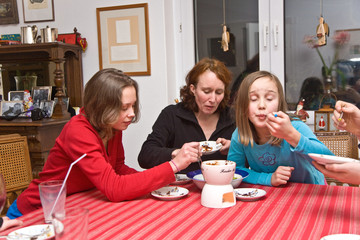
top-left (2, 182), bottom-right (360, 239)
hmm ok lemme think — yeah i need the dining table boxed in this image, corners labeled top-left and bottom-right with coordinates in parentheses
top-left (1, 181), bottom-right (360, 240)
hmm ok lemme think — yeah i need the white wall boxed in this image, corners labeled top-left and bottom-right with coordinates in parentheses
top-left (0, 0), bottom-right (195, 170)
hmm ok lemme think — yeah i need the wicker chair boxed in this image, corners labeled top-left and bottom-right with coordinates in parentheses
top-left (0, 134), bottom-right (32, 215)
top-left (315, 131), bottom-right (359, 186)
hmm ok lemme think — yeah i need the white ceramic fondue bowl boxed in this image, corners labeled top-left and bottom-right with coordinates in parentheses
top-left (200, 160), bottom-right (236, 208)
top-left (201, 160), bottom-right (236, 185)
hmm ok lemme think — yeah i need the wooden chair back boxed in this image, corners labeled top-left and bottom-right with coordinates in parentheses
top-left (315, 131), bottom-right (359, 186)
top-left (0, 134), bottom-right (32, 215)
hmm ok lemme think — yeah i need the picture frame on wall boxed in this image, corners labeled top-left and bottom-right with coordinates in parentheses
top-left (0, 0), bottom-right (19, 25)
top-left (22, 0), bottom-right (54, 23)
top-left (96, 3), bottom-right (151, 76)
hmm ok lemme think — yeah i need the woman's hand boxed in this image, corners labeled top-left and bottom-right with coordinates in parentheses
top-left (271, 166), bottom-right (294, 187)
top-left (0, 216), bottom-right (23, 231)
top-left (216, 138), bottom-right (231, 155)
top-left (332, 100), bottom-right (360, 138)
top-left (266, 111), bottom-right (301, 147)
top-left (312, 161), bottom-right (360, 185)
top-left (171, 149), bottom-right (180, 159)
top-left (171, 142), bottom-right (201, 172)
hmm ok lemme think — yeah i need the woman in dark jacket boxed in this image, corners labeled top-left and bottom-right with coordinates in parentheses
top-left (138, 58), bottom-right (236, 173)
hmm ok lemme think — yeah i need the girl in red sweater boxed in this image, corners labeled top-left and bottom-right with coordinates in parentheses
top-left (7, 68), bottom-right (201, 219)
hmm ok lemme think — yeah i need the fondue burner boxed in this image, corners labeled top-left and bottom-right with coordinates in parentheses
top-left (201, 160), bottom-right (236, 208)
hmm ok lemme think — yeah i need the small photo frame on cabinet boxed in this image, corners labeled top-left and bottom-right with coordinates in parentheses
top-left (22, 0), bottom-right (54, 23)
top-left (54, 97), bottom-right (69, 109)
top-left (40, 100), bottom-right (54, 117)
top-left (32, 86), bottom-right (51, 109)
top-left (8, 91), bottom-right (24, 101)
top-left (1, 101), bottom-right (23, 117)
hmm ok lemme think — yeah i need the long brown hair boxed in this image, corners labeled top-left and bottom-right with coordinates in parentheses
top-left (180, 58), bottom-right (232, 112)
top-left (83, 68), bottom-right (140, 139)
top-left (235, 71), bottom-right (288, 147)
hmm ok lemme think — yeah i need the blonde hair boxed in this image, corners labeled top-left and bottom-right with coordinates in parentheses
top-left (234, 71), bottom-right (288, 147)
top-left (83, 68), bottom-right (140, 139)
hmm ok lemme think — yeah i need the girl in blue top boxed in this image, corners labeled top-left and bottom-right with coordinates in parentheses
top-left (228, 71), bottom-right (333, 186)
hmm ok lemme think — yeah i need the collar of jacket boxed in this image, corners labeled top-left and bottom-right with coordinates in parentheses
top-left (175, 102), bottom-right (234, 128)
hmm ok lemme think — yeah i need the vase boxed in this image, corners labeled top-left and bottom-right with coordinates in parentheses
top-left (14, 76), bottom-right (37, 91)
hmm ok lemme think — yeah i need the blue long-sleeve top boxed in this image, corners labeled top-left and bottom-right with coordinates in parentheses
top-left (228, 120), bottom-right (334, 186)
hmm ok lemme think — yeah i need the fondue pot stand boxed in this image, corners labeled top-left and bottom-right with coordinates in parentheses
top-left (200, 160), bottom-right (236, 208)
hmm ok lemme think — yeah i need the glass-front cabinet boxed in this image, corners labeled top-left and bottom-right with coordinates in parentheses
top-left (194, 0), bottom-right (360, 111)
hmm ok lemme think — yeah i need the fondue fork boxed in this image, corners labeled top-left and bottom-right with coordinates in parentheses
top-left (197, 156), bottom-right (202, 169)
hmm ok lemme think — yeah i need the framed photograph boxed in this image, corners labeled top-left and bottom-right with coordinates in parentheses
top-left (8, 91), bottom-right (24, 101)
top-left (54, 97), bottom-right (69, 109)
top-left (1, 101), bottom-right (23, 117)
top-left (32, 86), bottom-right (51, 109)
top-left (0, 0), bottom-right (19, 25)
top-left (96, 3), bottom-right (151, 76)
top-left (40, 100), bottom-right (54, 117)
top-left (22, 0), bottom-right (54, 23)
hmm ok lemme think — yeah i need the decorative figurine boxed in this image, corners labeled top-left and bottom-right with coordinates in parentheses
top-left (318, 115), bottom-right (326, 130)
top-left (221, 25), bottom-right (230, 52)
top-left (316, 16), bottom-right (329, 46)
top-left (295, 99), bottom-right (309, 122)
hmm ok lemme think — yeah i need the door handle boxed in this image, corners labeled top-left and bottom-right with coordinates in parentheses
top-left (273, 22), bottom-right (279, 47)
top-left (263, 22), bottom-right (269, 48)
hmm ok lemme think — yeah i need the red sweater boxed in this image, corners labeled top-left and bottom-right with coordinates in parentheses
top-left (17, 113), bottom-right (175, 214)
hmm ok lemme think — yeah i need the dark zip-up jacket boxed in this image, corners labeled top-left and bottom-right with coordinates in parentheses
top-left (138, 102), bottom-right (236, 173)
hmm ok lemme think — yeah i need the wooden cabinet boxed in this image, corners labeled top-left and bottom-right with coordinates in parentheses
top-left (0, 43), bottom-right (83, 177)
top-left (0, 42), bottom-right (84, 110)
top-left (0, 118), bottom-right (69, 179)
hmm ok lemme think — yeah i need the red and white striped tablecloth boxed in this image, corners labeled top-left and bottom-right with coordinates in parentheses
top-left (2, 182), bottom-right (360, 239)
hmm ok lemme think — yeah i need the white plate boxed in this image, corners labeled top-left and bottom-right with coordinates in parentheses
top-left (320, 234), bottom-right (360, 240)
top-left (200, 141), bottom-right (222, 155)
top-left (308, 153), bottom-right (360, 165)
top-left (8, 224), bottom-right (55, 240)
top-left (234, 188), bottom-right (266, 201)
top-left (151, 186), bottom-right (189, 200)
top-left (171, 174), bottom-right (192, 185)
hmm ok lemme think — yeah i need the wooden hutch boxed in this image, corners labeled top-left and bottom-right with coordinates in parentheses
top-left (0, 42), bottom-right (84, 178)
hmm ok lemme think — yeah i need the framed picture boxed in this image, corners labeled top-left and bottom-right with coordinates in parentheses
top-left (32, 86), bottom-right (51, 109)
top-left (1, 101), bottom-right (23, 117)
top-left (0, 0), bottom-right (19, 25)
top-left (96, 3), bottom-right (151, 76)
top-left (54, 97), bottom-right (69, 109)
top-left (22, 0), bottom-right (54, 23)
top-left (40, 100), bottom-right (54, 117)
top-left (8, 91), bottom-right (24, 101)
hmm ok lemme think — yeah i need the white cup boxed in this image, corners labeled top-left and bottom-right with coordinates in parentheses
top-left (39, 180), bottom-right (66, 223)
